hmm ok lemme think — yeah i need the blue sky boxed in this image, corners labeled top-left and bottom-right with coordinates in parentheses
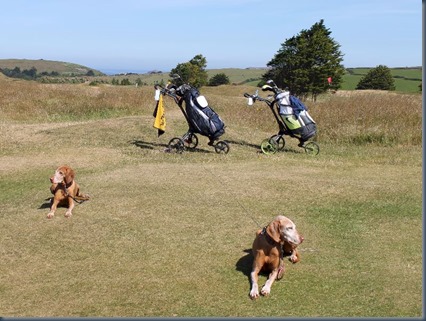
top-left (1, 0), bottom-right (422, 73)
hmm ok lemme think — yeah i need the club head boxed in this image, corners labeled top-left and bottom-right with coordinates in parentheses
top-left (266, 79), bottom-right (277, 87)
top-left (262, 84), bottom-right (273, 91)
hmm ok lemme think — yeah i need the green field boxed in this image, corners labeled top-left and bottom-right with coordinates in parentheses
top-left (0, 77), bottom-right (422, 317)
top-left (106, 67), bottom-right (422, 93)
top-left (0, 59), bottom-right (422, 93)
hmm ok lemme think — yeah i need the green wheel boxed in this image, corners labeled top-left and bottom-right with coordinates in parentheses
top-left (269, 135), bottom-right (285, 151)
top-left (304, 141), bottom-right (320, 156)
top-left (260, 138), bottom-right (278, 155)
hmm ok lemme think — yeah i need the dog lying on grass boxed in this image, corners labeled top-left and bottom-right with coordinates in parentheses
top-left (47, 165), bottom-right (89, 219)
top-left (250, 215), bottom-right (304, 299)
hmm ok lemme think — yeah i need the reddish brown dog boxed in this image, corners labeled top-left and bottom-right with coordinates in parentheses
top-left (250, 215), bottom-right (304, 299)
top-left (47, 165), bottom-right (89, 219)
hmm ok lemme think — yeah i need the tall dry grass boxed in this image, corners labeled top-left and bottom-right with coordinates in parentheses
top-left (313, 91), bottom-right (422, 145)
top-left (0, 79), bottom-right (151, 122)
top-left (201, 86), bottom-right (422, 147)
top-left (0, 79), bottom-right (422, 146)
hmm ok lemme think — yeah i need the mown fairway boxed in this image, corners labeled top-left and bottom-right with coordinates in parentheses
top-left (0, 77), bottom-right (422, 317)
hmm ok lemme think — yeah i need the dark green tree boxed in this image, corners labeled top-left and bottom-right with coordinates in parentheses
top-left (170, 54), bottom-right (208, 88)
top-left (22, 67), bottom-right (37, 79)
top-left (120, 78), bottom-right (131, 86)
top-left (264, 19), bottom-right (345, 100)
top-left (208, 73), bottom-right (230, 86)
top-left (356, 65), bottom-right (395, 90)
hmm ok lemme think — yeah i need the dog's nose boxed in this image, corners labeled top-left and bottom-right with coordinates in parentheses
top-left (299, 235), bottom-right (304, 243)
top-left (50, 177), bottom-right (54, 183)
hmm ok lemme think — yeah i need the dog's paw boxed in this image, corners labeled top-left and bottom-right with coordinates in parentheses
top-left (64, 211), bottom-right (73, 218)
top-left (260, 286), bottom-right (271, 296)
top-left (249, 290), bottom-right (260, 300)
top-left (47, 212), bottom-right (54, 219)
top-left (289, 253), bottom-right (300, 263)
top-left (249, 284), bottom-right (259, 300)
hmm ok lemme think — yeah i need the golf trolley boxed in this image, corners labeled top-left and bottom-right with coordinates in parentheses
top-left (154, 75), bottom-right (229, 154)
top-left (244, 80), bottom-right (319, 155)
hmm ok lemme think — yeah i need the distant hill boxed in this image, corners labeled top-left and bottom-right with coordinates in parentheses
top-left (0, 59), bottom-right (105, 76)
top-left (0, 59), bottom-right (421, 93)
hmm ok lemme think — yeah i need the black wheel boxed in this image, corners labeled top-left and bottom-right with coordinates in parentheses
top-left (183, 133), bottom-right (198, 149)
top-left (168, 137), bottom-right (185, 153)
top-left (269, 135), bottom-right (285, 151)
top-left (214, 141), bottom-right (230, 154)
top-left (304, 141), bottom-right (320, 156)
top-left (260, 138), bottom-right (278, 155)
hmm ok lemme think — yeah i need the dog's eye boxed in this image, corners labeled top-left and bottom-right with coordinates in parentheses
top-left (286, 226), bottom-right (293, 230)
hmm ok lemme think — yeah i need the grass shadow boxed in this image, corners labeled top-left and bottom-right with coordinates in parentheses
top-left (130, 139), bottom-right (216, 154)
top-left (129, 139), bottom-right (168, 150)
top-left (225, 139), bottom-right (260, 151)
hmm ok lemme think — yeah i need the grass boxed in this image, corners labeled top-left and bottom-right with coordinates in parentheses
top-left (0, 78), bottom-right (422, 317)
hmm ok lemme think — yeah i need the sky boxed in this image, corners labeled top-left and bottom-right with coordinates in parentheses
top-left (0, 0), bottom-right (422, 74)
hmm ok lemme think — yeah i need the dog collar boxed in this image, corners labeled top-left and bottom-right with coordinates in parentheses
top-left (61, 180), bottom-right (73, 189)
top-left (261, 227), bottom-right (279, 246)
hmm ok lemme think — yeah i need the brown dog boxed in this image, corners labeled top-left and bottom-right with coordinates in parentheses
top-left (250, 215), bottom-right (304, 299)
top-left (47, 165), bottom-right (89, 219)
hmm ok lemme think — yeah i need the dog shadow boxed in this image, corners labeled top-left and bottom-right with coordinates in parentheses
top-left (236, 248), bottom-right (272, 286)
top-left (235, 249), bottom-right (253, 278)
top-left (236, 248), bottom-right (259, 291)
top-left (38, 198), bottom-right (72, 210)
top-left (38, 198), bottom-right (52, 209)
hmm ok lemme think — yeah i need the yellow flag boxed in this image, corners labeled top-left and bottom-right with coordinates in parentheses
top-left (153, 95), bottom-right (166, 136)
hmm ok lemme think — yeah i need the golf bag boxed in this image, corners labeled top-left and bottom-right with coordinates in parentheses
top-left (181, 86), bottom-right (225, 140)
top-left (276, 91), bottom-right (317, 141)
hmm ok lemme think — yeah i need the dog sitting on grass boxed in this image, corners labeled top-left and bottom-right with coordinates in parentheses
top-left (250, 215), bottom-right (304, 299)
top-left (47, 165), bottom-right (89, 219)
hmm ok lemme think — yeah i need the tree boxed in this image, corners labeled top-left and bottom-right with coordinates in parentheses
top-left (208, 73), bottom-right (230, 86)
top-left (264, 19), bottom-right (345, 100)
top-left (356, 65), bottom-right (395, 90)
top-left (170, 54), bottom-right (208, 88)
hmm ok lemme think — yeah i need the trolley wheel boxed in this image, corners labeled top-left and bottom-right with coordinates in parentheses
top-left (168, 137), bottom-right (185, 153)
top-left (304, 141), bottom-right (320, 156)
top-left (269, 135), bottom-right (285, 151)
top-left (260, 138), bottom-right (278, 155)
top-left (183, 133), bottom-right (198, 149)
top-left (214, 141), bottom-right (230, 154)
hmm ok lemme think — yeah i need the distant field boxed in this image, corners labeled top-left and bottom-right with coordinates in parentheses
top-left (343, 67), bottom-right (422, 92)
top-left (0, 59), bottom-right (422, 93)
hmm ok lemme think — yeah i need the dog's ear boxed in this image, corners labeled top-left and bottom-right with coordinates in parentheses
top-left (267, 219), bottom-right (282, 244)
top-left (63, 166), bottom-right (75, 185)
